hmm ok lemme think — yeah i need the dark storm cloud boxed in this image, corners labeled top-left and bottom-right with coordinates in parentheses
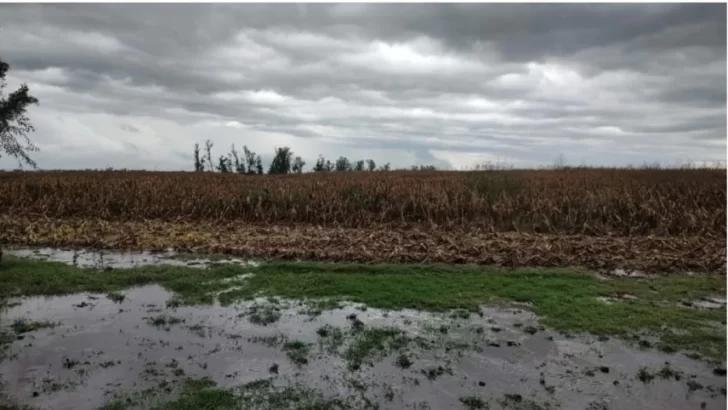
top-left (0, 3), bottom-right (724, 170)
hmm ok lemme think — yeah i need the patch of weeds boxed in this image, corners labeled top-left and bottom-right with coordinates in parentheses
top-left (246, 303), bottom-right (281, 326)
top-left (100, 360), bottom-right (118, 369)
top-left (316, 325), bottom-right (345, 354)
top-left (687, 380), bottom-right (704, 392)
top-left (657, 364), bottom-right (683, 380)
top-left (166, 298), bottom-right (183, 308)
top-left (460, 395), bottom-right (488, 409)
top-left (344, 327), bottom-right (411, 371)
top-left (301, 298), bottom-right (346, 317)
top-left (152, 377), bottom-right (238, 410)
top-left (98, 402), bottom-right (128, 410)
top-left (106, 292), bottom-right (126, 303)
top-left (136, 377), bottom-right (357, 410)
top-left (422, 365), bottom-right (452, 381)
top-left (10, 318), bottom-right (56, 334)
top-left (187, 324), bottom-right (206, 338)
top-left (586, 400), bottom-right (609, 410)
top-left (637, 367), bottom-right (655, 383)
top-left (383, 384), bottom-right (396, 402)
top-left (351, 318), bottom-right (365, 332)
top-left (62, 357), bottom-right (80, 369)
top-left (166, 359), bottom-right (180, 369)
top-left (498, 394), bottom-right (551, 410)
top-left (147, 315), bottom-right (183, 328)
top-left (451, 309), bottom-right (471, 320)
top-left (283, 340), bottom-right (311, 366)
top-left (685, 352), bottom-right (702, 360)
top-left (395, 353), bottom-right (413, 369)
top-left (249, 334), bottom-right (287, 348)
top-left (39, 377), bottom-right (70, 394)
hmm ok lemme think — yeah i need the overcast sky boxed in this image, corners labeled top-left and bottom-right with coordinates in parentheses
top-left (0, 3), bottom-right (725, 171)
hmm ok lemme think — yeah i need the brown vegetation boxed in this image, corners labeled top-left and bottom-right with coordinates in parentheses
top-left (0, 169), bottom-right (724, 237)
top-left (0, 169), bottom-right (724, 272)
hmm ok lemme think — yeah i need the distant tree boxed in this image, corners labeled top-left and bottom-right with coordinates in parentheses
top-left (230, 144), bottom-right (245, 173)
top-left (0, 56), bottom-right (39, 169)
top-left (325, 160), bottom-right (334, 172)
top-left (268, 146), bottom-right (293, 174)
top-left (366, 159), bottom-right (376, 172)
top-left (354, 160), bottom-right (365, 171)
top-left (335, 156), bottom-right (352, 172)
top-left (379, 162), bottom-right (391, 171)
top-left (193, 143), bottom-right (203, 172)
top-left (292, 156), bottom-right (306, 174)
top-left (204, 139), bottom-right (214, 172)
top-left (255, 155), bottom-right (263, 175)
top-left (313, 156), bottom-right (327, 172)
top-left (243, 145), bottom-right (257, 175)
top-left (216, 155), bottom-right (230, 173)
top-left (553, 153), bottom-right (568, 169)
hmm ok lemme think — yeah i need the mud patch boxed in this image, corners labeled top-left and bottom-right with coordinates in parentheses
top-left (0, 285), bottom-right (725, 410)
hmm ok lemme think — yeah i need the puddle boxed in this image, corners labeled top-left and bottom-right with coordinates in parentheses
top-left (597, 294), bottom-right (639, 304)
top-left (1, 286), bottom-right (725, 410)
top-left (4, 247), bottom-right (257, 270)
top-left (609, 269), bottom-right (649, 278)
top-left (689, 297), bottom-right (727, 310)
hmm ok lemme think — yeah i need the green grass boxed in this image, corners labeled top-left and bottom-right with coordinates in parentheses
top-left (0, 256), bottom-right (724, 361)
top-left (460, 395), bottom-right (489, 409)
top-left (244, 303), bottom-right (281, 326)
top-left (344, 327), bottom-right (411, 371)
top-left (282, 340), bottom-right (311, 366)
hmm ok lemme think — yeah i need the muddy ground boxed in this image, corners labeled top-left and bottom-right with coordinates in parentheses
top-left (0, 248), bottom-right (726, 410)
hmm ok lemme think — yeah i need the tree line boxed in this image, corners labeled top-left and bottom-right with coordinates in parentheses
top-left (193, 139), bottom-right (438, 174)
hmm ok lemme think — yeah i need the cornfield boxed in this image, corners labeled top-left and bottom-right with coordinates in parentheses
top-left (0, 169), bottom-right (724, 237)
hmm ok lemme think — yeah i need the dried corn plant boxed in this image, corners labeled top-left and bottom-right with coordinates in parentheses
top-left (0, 168), bottom-right (724, 237)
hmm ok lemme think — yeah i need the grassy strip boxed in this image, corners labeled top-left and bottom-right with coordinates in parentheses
top-left (0, 256), bottom-right (725, 360)
top-left (99, 377), bottom-right (359, 410)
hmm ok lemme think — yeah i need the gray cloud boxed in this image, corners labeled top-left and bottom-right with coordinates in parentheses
top-left (0, 3), bottom-right (724, 171)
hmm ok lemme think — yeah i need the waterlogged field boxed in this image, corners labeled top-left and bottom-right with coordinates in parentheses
top-left (0, 169), bottom-right (725, 409)
top-left (1, 249), bottom-right (726, 410)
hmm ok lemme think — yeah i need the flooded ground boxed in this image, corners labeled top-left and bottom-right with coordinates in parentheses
top-left (1, 247), bottom-right (725, 409)
top-left (4, 247), bottom-right (256, 270)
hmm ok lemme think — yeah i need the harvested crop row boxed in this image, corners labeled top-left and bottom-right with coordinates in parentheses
top-left (0, 169), bottom-right (724, 236)
top-left (1, 216), bottom-right (725, 273)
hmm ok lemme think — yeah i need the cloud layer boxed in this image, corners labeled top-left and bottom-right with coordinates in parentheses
top-left (0, 4), bottom-right (725, 170)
